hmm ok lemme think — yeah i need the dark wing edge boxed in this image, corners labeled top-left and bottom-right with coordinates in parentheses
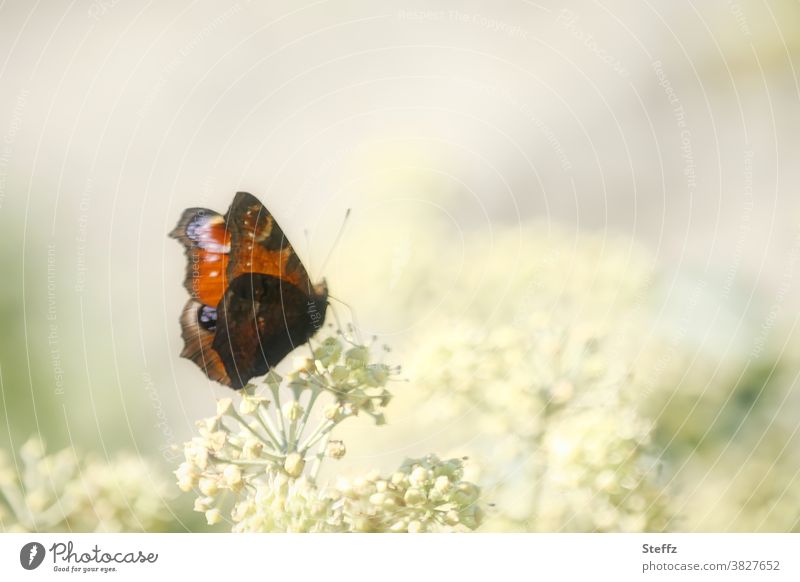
top-left (226, 191), bottom-right (294, 252)
top-left (178, 299), bottom-right (232, 387)
top-left (225, 191), bottom-right (317, 295)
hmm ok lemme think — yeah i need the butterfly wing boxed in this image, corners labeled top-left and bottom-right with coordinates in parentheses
top-left (212, 273), bottom-right (326, 388)
top-left (216, 193), bottom-right (327, 388)
top-left (223, 191), bottom-right (315, 294)
top-left (169, 207), bottom-right (231, 307)
top-left (170, 208), bottom-right (234, 385)
top-left (171, 192), bottom-right (327, 389)
top-left (177, 299), bottom-right (232, 386)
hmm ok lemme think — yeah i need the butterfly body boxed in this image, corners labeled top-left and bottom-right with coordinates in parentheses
top-left (171, 192), bottom-right (327, 389)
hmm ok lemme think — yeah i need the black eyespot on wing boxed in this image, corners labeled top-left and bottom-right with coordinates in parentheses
top-left (172, 192), bottom-right (328, 390)
top-left (177, 299), bottom-right (232, 386)
top-left (198, 304), bottom-right (217, 331)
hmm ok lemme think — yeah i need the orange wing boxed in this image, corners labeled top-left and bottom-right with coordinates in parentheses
top-left (169, 208), bottom-right (231, 307)
top-left (171, 193), bottom-right (328, 389)
top-left (223, 192), bottom-right (314, 294)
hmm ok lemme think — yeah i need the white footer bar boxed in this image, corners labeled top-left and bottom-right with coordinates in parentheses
top-left (1, 533), bottom-right (797, 581)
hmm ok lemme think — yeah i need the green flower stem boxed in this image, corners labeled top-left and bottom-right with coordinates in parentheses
top-left (227, 407), bottom-right (280, 451)
top-left (299, 418), bottom-right (340, 455)
top-left (268, 384), bottom-right (289, 449)
top-left (287, 406), bottom-right (299, 454)
top-left (294, 386), bottom-right (322, 446)
top-left (248, 408), bottom-right (281, 451)
top-left (212, 456), bottom-right (284, 467)
top-left (309, 432), bottom-right (331, 483)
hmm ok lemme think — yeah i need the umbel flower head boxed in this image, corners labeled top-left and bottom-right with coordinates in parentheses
top-left (0, 438), bottom-right (171, 533)
top-left (331, 454), bottom-right (483, 533)
top-left (401, 228), bottom-right (676, 532)
top-left (176, 335), bottom-right (484, 532)
top-left (228, 454), bottom-right (481, 533)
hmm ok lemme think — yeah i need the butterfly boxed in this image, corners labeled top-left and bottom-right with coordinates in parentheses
top-left (170, 192), bottom-right (328, 389)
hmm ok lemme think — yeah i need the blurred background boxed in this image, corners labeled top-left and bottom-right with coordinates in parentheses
top-left (0, 0), bottom-right (798, 531)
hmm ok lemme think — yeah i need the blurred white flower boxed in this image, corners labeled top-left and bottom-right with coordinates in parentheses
top-left (0, 439), bottom-right (171, 532)
top-left (400, 225), bottom-right (676, 532)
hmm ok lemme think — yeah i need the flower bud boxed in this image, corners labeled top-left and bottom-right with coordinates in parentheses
top-left (293, 357), bottom-right (315, 373)
top-left (20, 438), bottom-right (45, 460)
top-left (284, 453), bottom-right (305, 477)
top-left (242, 439), bottom-right (264, 460)
top-left (335, 477), bottom-right (353, 497)
top-left (193, 496), bottom-right (214, 512)
top-left (434, 475), bottom-right (451, 493)
top-left (390, 472), bottom-right (407, 486)
top-left (175, 462), bottom-right (199, 492)
top-left (324, 404), bottom-right (344, 421)
top-left (444, 509), bottom-right (460, 525)
top-left (198, 477), bottom-right (219, 496)
top-left (409, 466), bottom-right (430, 487)
top-left (239, 397), bottom-right (259, 416)
top-left (222, 464), bottom-right (244, 491)
top-left (369, 492), bottom-right (386, 506)
top-left (365, 364), bottom-right (390, 387)
top-left (345, 346), bottom-right (369, 368)
top-left (325, 440), bottom-right (346, 459)
top-left (231, 501), bottom-right (250, 522)
top-left (205, 431), bottom-right (227, 452)
top-left (205, 508), bottom-right (222, 525)
top-left (331, 365), bottom-right (349, 382)
top-left (282, 401), bottom-right (304, 421)
top-left (315, 337), bottom-right (342, 367)
top-left (403, 487), bottom-right (426, 506)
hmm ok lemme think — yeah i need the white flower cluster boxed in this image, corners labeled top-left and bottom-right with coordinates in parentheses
top-left (0, 438), bottom-right (171, 532)
top-left (399, 227), bottom-right (676, 532)
top-left (412, 316), bottom-right (672, 532)
top-left (176, 335), bottom-right (484, 532)
top-left (229, 455), bottom-right (481, 533)
top-left (332, 455), bottom-right (482, 533)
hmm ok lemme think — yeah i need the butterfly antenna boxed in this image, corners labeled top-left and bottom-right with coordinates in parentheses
top-left (317, 208), bottom-right (351, 276)
top-left (327, 293), bottom-right (364, 346)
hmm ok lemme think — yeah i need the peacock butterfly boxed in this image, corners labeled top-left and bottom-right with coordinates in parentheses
top-left (170, 192), bottom-right (328, 389)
